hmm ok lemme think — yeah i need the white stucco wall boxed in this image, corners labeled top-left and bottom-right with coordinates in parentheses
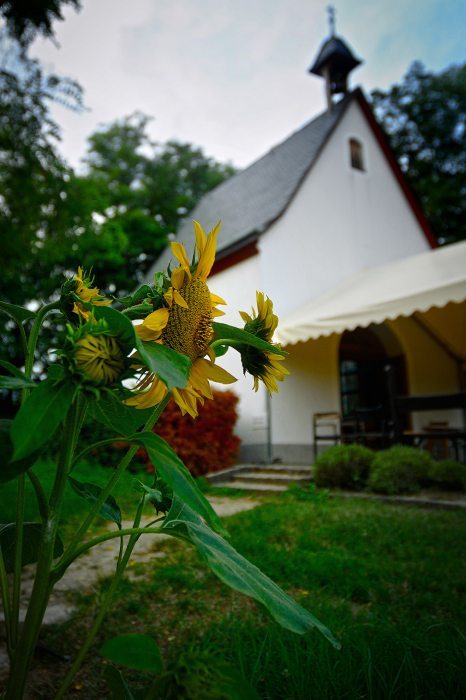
top-left (259, 99), bottom-right (431, 318)
top-left (206, 99), bottom-right (436, 457)
top-left (208, 254), bottom-right (268, 446)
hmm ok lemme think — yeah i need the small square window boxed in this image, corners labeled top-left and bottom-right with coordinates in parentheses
top-left (349, 138), bottom-right (365, 171)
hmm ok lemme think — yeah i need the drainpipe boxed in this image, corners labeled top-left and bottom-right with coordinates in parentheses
top-left (265, 389), bottom-right (273, 464)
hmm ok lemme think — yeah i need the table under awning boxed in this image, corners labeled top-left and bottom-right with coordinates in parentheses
top-left (276, 240), bottom-right (466, 350)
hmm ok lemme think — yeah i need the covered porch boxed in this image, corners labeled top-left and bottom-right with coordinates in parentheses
top-left (269, 241), bottom-right (466, 463)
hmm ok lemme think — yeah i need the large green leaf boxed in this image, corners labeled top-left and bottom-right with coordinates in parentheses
top-left (68, 477), bottom-right (121, 527)
top-left (212, 322), bottom-right (287, 356)
top-left (100, 634), bottom-right (163, 673)
top-left (131, 432), bottom-right (227, 537)
top-left (162, 500), bottom-right (340, 646)
top-left (0, 523), bottom-right (64, 572)
top-left (87, 392), bottom-right (153, 437)
top-left (0, 300), bottom-right (36, 324)
top-left (91, 305), bottom-right (137, 352)
top-left (92, 304), bottom-right (191, 389)
top-left (103, 666), bottom-right (136, 700)
top-left (0, 420), bottom-right (40, 484)
top-left (11, 379), bottom-right (76, 461)
top-left (136, 340), bottom-right (191, 390)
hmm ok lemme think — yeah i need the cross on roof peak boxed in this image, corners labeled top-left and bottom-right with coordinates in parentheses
top-left (327, 5), bottom-right (336, 36)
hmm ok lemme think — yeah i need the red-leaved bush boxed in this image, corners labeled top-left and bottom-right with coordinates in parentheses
top-left (138, 390), bottom-right (241, 477)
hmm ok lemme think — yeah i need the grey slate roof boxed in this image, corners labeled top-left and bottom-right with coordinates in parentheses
top-left (149, 93), bottom-right (352, 275)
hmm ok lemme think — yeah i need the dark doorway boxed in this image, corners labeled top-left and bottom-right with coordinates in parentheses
top-left (339, 326), bottom-right (407, 435)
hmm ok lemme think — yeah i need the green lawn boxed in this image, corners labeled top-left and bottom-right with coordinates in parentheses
top-left (32, 486), bottom-right (466, 699)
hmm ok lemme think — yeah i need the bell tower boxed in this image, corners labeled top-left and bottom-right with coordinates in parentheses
top-left (309, 7), bottom-right (362, 111)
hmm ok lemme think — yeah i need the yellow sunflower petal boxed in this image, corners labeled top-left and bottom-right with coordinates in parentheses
top-left (211, 307), bottom-right (225, 318)
top-left (193, 220), bottom-right (207, 257)
top-left (171, 241), bottom-right (191, 270)
top-left (201, 358), bottom-right (236, 385)
top-left (135, 308), bottom-right (169, 341)
top-left (189, 359), bottom-right (214, 400)
top-left (125, 376), bottom-right (167, 409)
top-left (239, 310), bottom-right (252, 323)
top-left (173, 289), bottom-right (189, 308)
top-left (194, 220), bottom-right (221, 281)
top-left (210, 292), bottom-right (226, 305)
top-left (171, 267), bottom-right (185, 290)
top-left (172, 387), bottom-right (199, 418)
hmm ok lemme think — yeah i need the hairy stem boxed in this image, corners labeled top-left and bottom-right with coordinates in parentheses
top-left (54, 496), bottom-right (150, 699)
top-left (5, 400), bottom-right (80, 700)
top-left (60, 394), bottom-right (170, 564)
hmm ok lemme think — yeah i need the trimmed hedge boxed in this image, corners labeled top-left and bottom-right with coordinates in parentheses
top-left (429, 459), bottom-right (466, 491)
top-left (313, 444), bottom-right (374, 490)
top-left (140, 390), bottom-right (241, 477)
top-left (368, 445), bottom-right (433, 495)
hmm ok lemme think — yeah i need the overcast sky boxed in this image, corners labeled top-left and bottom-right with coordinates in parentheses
top-left (32, 0), bottom-right (466, 171)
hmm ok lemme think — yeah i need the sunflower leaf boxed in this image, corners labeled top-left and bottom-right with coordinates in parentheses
top-left (90, 305), bottom-right (137, 352)
top-left (68, 477), bottom-right (122, 527)
top-left (103, 667), bottom-right (136, 700)
top-left (129, 432), bottom-right (227, 537)
top-left (212, 322), bottom-right (287, 356)
top-left (0, 420), bottom-right (41, 484)
top-left (0, 523), bottom-right (64, 572)
top-left (162, 499), bottom-right (340, 647)
top-left (0, 301), bottom-right (36, 324)
top-left (136, 341), bottom-right (191, 390)
top-left (10, 379), bottom-right (76, 461)
top-left (87, 392), bottom-right (153, 437)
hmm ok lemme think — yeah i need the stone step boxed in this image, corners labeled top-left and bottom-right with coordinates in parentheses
top-left (231, 471), bottom-right (311, 486)
top-left (222, 481), bottom-right (288, 493)
top-left (245, 465), bottom-right (312, 477)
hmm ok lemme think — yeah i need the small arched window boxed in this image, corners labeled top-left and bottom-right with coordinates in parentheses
top-left (349, 138), bottom-right (365, 171)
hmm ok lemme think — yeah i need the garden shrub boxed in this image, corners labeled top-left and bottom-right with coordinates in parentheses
top-left (313, 444), bottom-right (374, 490)
top-left (368, 445), bottom-right (433, 495)
top-left (428, 459), bottom-right (466, 491)
top-left (138, 390), bottom-right (240, 477)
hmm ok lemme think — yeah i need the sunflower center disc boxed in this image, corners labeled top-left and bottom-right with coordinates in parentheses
top-left (162, 279), bottom-right (213, 360)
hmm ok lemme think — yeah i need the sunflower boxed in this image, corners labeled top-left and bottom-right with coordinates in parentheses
top-left (72, 267), bottom-right (111, 320)
top-left (239, 291), bottom-right (289, 394)
top-left (126, 221), bottom-right (236, 417)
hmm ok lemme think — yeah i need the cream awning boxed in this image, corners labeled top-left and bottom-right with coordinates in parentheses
top-left (276, 241), bottom-right (466, 346)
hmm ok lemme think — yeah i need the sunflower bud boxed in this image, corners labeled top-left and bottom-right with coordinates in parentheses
top-left (239, 292), bottom-right (289, 394)
top-left (61, 266), bottom-right (111, 322)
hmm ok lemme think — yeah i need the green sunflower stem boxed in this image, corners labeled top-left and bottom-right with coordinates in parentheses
top-left (54, 496), bottom-right (148, 700)
top-left (59, 393), bottom-right (171, 566)
top-left (10, 473), bottom-right (26, 649)
top-left (4, 399), bottom-right (81, 700)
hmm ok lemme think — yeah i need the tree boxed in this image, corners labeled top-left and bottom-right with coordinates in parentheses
top-left (371, 61), bottom-right (466, 245)
top-left (0, 0), bottom-right (81, 47)
top-left (78, 113), bottom-right (236, 293)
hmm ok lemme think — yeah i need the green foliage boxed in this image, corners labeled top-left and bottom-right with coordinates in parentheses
top-left (0, 522), bottom-right (63, 572)
top-left (162, 498), bottom-right (340, 645)
top-left (371, 60), bottom-right (466, 244)
top-left (154, 645), bottom-right (260, 700)
top-left (313, 444), bottom-right (374, 490)
top-left (68, 477), bottom-right (122, 526)
top-left (100, 634), bottom-right (163, 674)
top-left (212, 322), bottom-right (287, 356)
top-left (429, 459), bottom-right (466, 491)
top-left (368, 445), bottom-right (433, 495)
top-left (132, 433), bottom-right (227, 537)
top-left (0, 0), bottom-right (81, 47)
top-left (10, 377), bottom-right (76, 460)
top-left (145, 390), bottom-right (240, 477)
